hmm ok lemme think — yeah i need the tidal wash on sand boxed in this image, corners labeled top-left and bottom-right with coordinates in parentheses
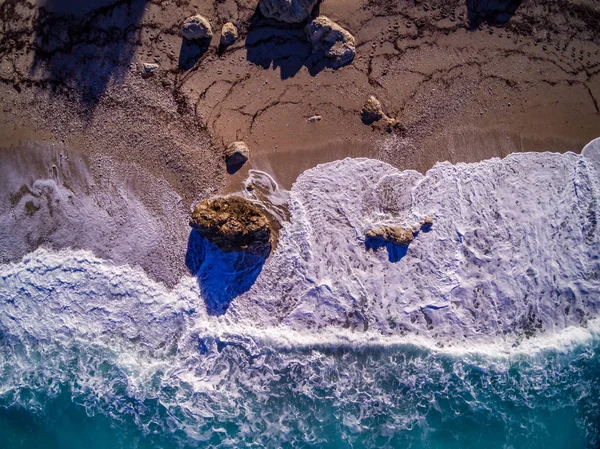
top-left (1, 146), bottom-right (600, 448)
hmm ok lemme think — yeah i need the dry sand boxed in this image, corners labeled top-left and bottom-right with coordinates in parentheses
top-left (1, 0), bottom-right (599, 200)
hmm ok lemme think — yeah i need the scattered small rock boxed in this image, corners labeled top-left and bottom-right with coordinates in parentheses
top-left (143, 62), bottom-right (159, 73)
top-left (259, 0), bottom-right (319, 23)
top-left (190, 196), bottom-right (272, 257)
top-left (366, 226), bottom-right (414, 246)
top-left (225, 141), bottom-right (250, 172)
top-left (305, 16), bottom-right (356, 69)
top-left (182, 14), bottom-right (213, 40)
top-left (220, 22), bottom-right (238, 47)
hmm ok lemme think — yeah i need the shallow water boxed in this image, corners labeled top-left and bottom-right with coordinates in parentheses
top-left (1, 149), bottom-right (600, 448)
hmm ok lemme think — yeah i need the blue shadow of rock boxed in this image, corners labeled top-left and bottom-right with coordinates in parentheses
top-left (365, 236), bottom-right (408, 263)
top-left (178, 38), bottom-right (211, 71)
top-left (466, 0), bottom-right (523, 27)
top-left (185, 230), bottom-right (266, 316)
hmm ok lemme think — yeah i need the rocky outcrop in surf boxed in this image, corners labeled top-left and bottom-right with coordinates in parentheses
top-left (305, 16), bottom-right (356, 69)
top-left (366, 225), bottom-right (414, 246)
top-left (259, 0), bottom-right (319, 23)
top-left (189, 196), bottom-right (272, 257)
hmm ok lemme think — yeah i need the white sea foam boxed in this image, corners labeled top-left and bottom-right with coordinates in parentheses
top-left (1, 151), bottom-right (600, 348)
top-left (234, 151), bottom-right (600, 345)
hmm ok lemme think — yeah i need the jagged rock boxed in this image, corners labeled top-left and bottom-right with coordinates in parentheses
top-left (305, 16), bottom-right (356, 69)
top-left (225, 141), bottom-right (250, 171)
top-left (182, 15), bottom-right (213, 40)
top-left (361, 96), bottom-right (384, 123)
top-left (190, 196), bottom-right (272, 257)
top-left (220, 22), bottom-right (238, 47)
top-left (259, 0), bottom-right (319, 23)
top-left (366, 225), bottom-right (414, 246)
top-left (361, 95), bottom-right (397, 130)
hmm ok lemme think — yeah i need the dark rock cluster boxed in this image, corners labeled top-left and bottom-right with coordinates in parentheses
top-left (189, 196), bottom-right (272, 257)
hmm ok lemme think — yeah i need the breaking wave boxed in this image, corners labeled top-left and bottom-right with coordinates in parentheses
top-left (1, 150), bottom-right (600, 448)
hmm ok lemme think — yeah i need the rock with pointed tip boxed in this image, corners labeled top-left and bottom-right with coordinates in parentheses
top-left (220, 22), bottom-right (239, 47)
top-left (361, 95), bottom-right (397, 130)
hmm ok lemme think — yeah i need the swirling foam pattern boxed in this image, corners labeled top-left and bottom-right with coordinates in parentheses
top-left (1, 152), bottom-right (599, 448)
top-left (242, 152), bottom-right (600, 344)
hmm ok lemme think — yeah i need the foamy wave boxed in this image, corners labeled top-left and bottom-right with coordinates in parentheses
top-left (1, 247), bottom-right (599, 447)
top-left (239, 152), bottom-right (600, 345)
top-left (2, 151), bottom-right (600, 348)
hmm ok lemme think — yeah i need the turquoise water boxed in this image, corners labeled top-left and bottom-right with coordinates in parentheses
top-left (1, 330), bottom-right (598, 449)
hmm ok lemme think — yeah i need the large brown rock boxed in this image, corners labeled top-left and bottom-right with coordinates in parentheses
top-left (259, 0), bottom-right (319, 23)
top-left (305, 16), bottom-right (356, 69)
top-left (182, 15), bottom-right (213, 40)
top-left (190, 196), bottom-right (272, 257)
top-left (366, 225), bottom-right (414, 246)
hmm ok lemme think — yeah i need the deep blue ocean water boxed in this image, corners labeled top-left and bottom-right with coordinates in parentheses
top-left (1, 331), bottom-right (598, 449)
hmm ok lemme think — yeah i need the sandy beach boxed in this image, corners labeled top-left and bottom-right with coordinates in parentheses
top-left (1, 0), bottom-right (599, 193)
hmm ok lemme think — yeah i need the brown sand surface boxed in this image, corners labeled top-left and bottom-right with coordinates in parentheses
top-left (1, 0), bottom-right (599, 194)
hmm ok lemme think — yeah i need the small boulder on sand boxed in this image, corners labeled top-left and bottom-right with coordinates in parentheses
top-left (366, 225), bottom-right (414, 246)
top-left (190, 196), bottom-right (272, 257)
top-left (225, 141), bottom-right (250, 172)
top-left (142, 62), bottom-right (159, 73)
top-left (361, 95), bottom-right (397, 130)
top-left (220, 22), bottom-right (239, 47)
top-left (182, 14), bottom-right (213, 40)
top-left (305, 16), bottom-right (356, 69)
top-left (259, 0), bottom-right (319, 23)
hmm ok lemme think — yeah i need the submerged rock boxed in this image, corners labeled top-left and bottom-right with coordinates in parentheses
top-left (259, 0), bottom-right (319, 23)
top-left (182, 15), bottom-right (213, 40)
top-left (220, 22), bottom-right (239, 47)
top-left (420, 216), bottom-right (434, 231)
top-left (366, 225), bottom-right (414, 246)
top-left (190, 196), bottom-right (272, 257)
top-left (361, 95), bottom-right (397, 130)
top-left (305, 16), bottom-right (356, 69)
